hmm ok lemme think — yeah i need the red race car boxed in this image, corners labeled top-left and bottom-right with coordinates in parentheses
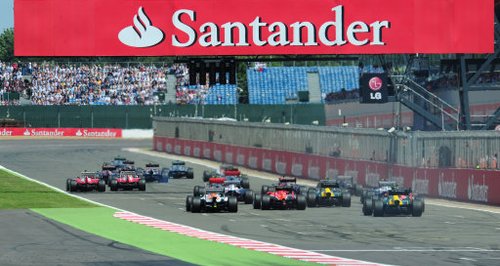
top-left (109, 170), bottom-right (146, 191)
top-left (66, 171), bottom-right (106, 192)
top-left (254, 183), bottom-right (306, 210)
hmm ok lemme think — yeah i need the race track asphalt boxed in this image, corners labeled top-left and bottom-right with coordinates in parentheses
top-left (1, 139), bottom-right (499, 266)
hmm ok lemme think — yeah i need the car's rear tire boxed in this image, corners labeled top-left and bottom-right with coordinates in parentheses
top-left (98, 180), bottom-right (106, 192)
top-left (261, 195), bottom-right (271, 210)
top-left (193, 186), bottom-right (200, 196)
top-left (241, 179), bottom-right (250, 189)
top-left (187, 169), bottom-right (194, 179)
top-left (110, 180), bottom-right (118, 191)
top-left (70, 180), bottom-right (77, 192)
top-left (253, 194), bottom-right (261, 209)
top-left (191, 198), bottom-right (201, 213)
top-left (66, 178), bottom-right (71, 191)
top-left (228, 197), bottom-right (238, 212)
top-left (138, 179), bottom-right (146, 191)
top-left (202, 170), bottom-right (211, 182)
top-left (412, 199), bottom-right (424, 217)
top-left (362, 198), bottom-right (373, 216)
top-left (307, 190), bottom-right (317, 207)
top-left (186, 196), bottom-right (192, 212)
top-left (373, 199), bottom-right (384, 217)
top-left (342, 192), bottom-right (351, 207)
top-left (244, 190), bottom-right (254, 204)
top-left (296, 195), bottom-right (307, 210)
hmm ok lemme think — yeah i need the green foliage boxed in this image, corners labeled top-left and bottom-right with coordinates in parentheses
top-left (0, 28), bottom-right (14, 61)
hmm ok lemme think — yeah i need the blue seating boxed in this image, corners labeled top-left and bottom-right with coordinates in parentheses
top-left (203, 84), bottom-right (237, 105)
top-left (247, 66), bottom-right (359, 104)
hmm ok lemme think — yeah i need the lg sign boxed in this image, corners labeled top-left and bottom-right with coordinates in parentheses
top-left (14, 0), bottom-right (493, 56)
top-left (369, 77), bottom-right (383, 100)
top-left (360, 74), bottom-right (388, 103)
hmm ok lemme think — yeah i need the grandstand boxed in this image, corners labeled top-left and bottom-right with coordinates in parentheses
top-left (247, 66), bottom-right (359, 104)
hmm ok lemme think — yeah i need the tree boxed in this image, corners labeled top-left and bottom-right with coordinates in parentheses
top-left (0, 28), bottom-right (14, 62)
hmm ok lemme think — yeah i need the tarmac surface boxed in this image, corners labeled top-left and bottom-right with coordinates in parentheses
top-left (1, 139), bottom-right (500, 266)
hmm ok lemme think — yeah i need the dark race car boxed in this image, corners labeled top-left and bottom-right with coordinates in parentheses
top-left (186, 178), bottom-right (238, 213)
top-left (368, 187), bottom-right (425, 217)
top-left (360, 180), bottom-right (397, 204)
top-left (109, 170), bottom-right (146, 191)
top-left (253, 182), bottom-right (307, 210)
top-left (202, 165), bottom-right (250, 188)
top-left (100, 164), bottom-right (117, 184)
top-left (334, 175), bottom-right (362, 196)
top-left (66, 171), bottom-right (106, 192)
top-left (261, 177), bottom-right (307, 196)
top-left (138, 163), bottom-right (169, 183)
top-left (167, 160), bottom-right (194, 179)
top-left (306, 179), bottom-right (351, 207)
top-left (221, 177), bottom-right (254, 204)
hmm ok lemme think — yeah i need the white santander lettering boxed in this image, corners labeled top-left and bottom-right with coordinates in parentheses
top-left (171, 6), bottom-right (390, 47)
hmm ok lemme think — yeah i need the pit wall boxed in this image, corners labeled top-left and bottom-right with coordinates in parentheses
top-left (153, 136), bottom-right (499, 205)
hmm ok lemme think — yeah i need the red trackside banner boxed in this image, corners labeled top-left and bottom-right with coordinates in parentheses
top-left (14, 0), bottom-right (493, 56)
top-left (0, 128), bottom-right (122, 138)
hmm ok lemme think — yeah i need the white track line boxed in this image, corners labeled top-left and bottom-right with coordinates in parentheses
top-left (0, 165), bottom-right (387, 266)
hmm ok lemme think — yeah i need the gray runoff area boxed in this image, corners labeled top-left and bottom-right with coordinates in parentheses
top-left (0, 139), bottom-right (499, 266)
top-left (0, 210), bottom-right (193, 266)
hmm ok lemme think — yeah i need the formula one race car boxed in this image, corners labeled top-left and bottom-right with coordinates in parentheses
top-left (202, 165), bottom-right (250, 188)
top-left (100, 156), bottom-right (135, 184)
top-left (367, 187), bottom-right (424, 217)
top-left (137, 163), bottom-right (169, 182)
top-left (253, 182), bottom-right (307, 210)
top-left (186, 178), bottom-right (238, 213)
top-left (360, 180), bottom-right (397, 204)
top-left (66, 171), bottom-right (106, 192)
top-left (109, 170), bottom-right (146, 191)
top-left (221, 177), bottom-right (254, 204)
top-left (166, 160), bottom-right (194, 179)
top-left (261, 177), bottom-right (307, 195)
top-left (334, 175), bottom-right (362, 196)
top-left (306, 179), bottom-right (351, 207)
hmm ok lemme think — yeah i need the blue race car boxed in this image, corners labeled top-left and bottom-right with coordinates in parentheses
top-left (167, 160), bottom-right (194, 179)
top-left (138, 163), bottom-right (169, 183)
top-left (222, 177), bottom-right (254, 204)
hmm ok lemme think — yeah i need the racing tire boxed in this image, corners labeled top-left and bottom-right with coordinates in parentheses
top-left (138, 179), bottom-right (146, 191)
top-left (261, 185), bottom-right (269, 195)
top-left (66, 178), bottom-right (71, 191)
top-left (97, 180), bottom-right (106, 192)
top-left (70, 180), bottom-right (77, 192)
top-left (202, 171), bottom-right (210, 182)
top-left (373, 199), bottom-right (384, 217)
top-left (296, 195), bottom-right (307, 210)
top-left (241, 179), bottom-right (250, 189)
top-left (228, 197), bottom-right (238, 213)
top-left (191, 198), bottom-right (201, 213)
top-left (360, 190), bottom-right (368, 204)
top-left (186, 196), bottom-right (192, 212)
top-left (193, 186), bottom-right (200, 196)
top-left (253, 194), bottom-right (261, 209)
top-left (244, 190), bottom-right (254, 204)
top-left (342, 192), bottom-right (351, 207)
top-left (261, 195), bottom-right (271, 210)
top-left (110, 180), bottom-right (118, 191)
top-left (362, 198), bottom-right (373, 216)
top-left (307, 190), bottom-right (317, 207)
top-left (186, 170), bottom-right (194, 179)
top-left (412, 199), bottom-right (424, 217)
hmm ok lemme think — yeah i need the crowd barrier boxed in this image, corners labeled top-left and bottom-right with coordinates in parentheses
top-left (153, 136), bottom-right (499, 205)
top-left (0, 127), bottom-right (122, 138)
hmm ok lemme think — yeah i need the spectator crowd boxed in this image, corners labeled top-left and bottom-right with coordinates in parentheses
top-left (1, 61), bottom-right (192, 106)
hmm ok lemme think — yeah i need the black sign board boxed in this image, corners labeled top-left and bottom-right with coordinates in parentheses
top-left (359, 73), bottom-right (388, 103)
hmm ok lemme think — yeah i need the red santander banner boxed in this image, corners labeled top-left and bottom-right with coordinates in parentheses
top-left (0, 128), bottom-right (122, 138)
top-left (14, 0), bottom-right (493, 56)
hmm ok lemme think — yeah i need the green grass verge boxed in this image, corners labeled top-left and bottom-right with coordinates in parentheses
top-left (0, 169), bottom-right (96, 209)
top-left (34, 207), bottom-right (314, 266)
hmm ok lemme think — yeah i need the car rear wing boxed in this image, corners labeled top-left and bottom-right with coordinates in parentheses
top-left (278, 177), bottom-right (297, 183)
top-left (145, 163), bottom-right (160, 167)
top-left (102, 165), bottom-right (117, 171)
top-left (223, 169), bottom-right (241, 176)
top-left (208, 177), bottom-right (226, 184)
top-left (223, 180), bottom-right (241, 186)
top-left (123, 160), bottom-right (135, 165)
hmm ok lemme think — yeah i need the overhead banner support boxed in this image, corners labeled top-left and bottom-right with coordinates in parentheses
top-left (14, 0), bottom-right (493, 56)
